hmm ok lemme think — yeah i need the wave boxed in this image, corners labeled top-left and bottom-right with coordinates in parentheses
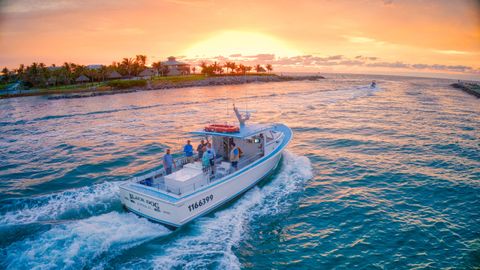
top-left (0, 82), bottom-right (381, 127)
top-left (2, 212), bottom-right (171, 270)
top-left (119, 151), bottom-right (312, 270)
top-left (0, 181), bottom-right (121, 226)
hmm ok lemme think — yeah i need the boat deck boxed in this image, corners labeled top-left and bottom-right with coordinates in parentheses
top-left (135, 152), bottom-right (263, 196)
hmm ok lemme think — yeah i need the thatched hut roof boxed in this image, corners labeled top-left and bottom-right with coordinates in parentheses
top-left (139, 68), bottom-right (156, 77)
top-left (107, 70), bottom-right (122, 79)
top-left (75, 74), bottom-right (90, 82)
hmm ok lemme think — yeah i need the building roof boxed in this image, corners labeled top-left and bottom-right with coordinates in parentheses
top-left (138, 68), bottom-right (156, 77)
top-left (162, 56), bottom-right (189, 66)
top-left (75, 74), bottom-right (90, 82)
top-left (107, 70), bottom-right (122, 79)
top-left (87, 64), bottom-right (103, 70)
top-left (190, 123), bottom-right (274, 139)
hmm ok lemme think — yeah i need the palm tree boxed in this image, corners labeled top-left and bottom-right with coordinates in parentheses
top-left (98, 65), bottom-right (108, 81)
top-left (152, 61), bottom-right (163, 76)
top-left (254, 64), bottom-right (264, 73)
top-left (227, 62), bottom-right (237, 74)
top-left (24, 62), bottom-right (40, 87)
top-left (134, 55), bottom-right (147, 76)
top-left (38, 63), bottom-right (49, 86)
top-left (211, 62), bottom-right (222, 75)
top-left (266, 64), bottom-right (273, 73)
top-left (1, 67), bottom-right (10, 83)
top-left (236, 64), bottom-right (248, 74)
top-left (223, 62), bottom-right (233, 74)
top-left (121, 57), bottom-right (135, 77)
top-left (200, 61), bottom-right (210, 76)
top-left (136, 55), bottom-right (147, 67)
top-left (17, 64), bottom-right (25, 81)
top-left (161, 65), bottom-right (169, 76)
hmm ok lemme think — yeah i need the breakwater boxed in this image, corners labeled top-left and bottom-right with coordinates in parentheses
top-left (451, 82), bottom-right (480, 98)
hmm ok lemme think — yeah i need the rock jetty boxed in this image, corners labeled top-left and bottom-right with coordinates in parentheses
top-left (451, 82), bottom-right (480, 98)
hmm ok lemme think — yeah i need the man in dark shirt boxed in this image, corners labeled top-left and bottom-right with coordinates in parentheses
top-left (197, 139), bottom-right (206, 160)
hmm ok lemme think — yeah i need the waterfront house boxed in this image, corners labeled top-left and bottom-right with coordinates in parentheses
top-left (162, 56), bottom-right (190, 76)
top-left (86, 64), bottom-right (102, 70)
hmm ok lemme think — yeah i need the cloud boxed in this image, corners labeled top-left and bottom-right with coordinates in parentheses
top-left (433, 49), bottom-right (472, 55)
top-left (344, 36), bottom-right (376, 43)
top-left (355, 55), bottom-right (378, 61)
top-left (1, 0), bottom-right (73, 13)
top-left (185, 53), bottom-right (479, 74)
top-left (244, 54), bottom-right (275, 61)
top-left (366, 61), bottom-right (409, 68)
top-left (343, 35), bottom-right (386, 46)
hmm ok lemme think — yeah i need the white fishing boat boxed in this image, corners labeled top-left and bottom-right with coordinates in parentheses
top-left (119, 105), bottom-right (292, 228)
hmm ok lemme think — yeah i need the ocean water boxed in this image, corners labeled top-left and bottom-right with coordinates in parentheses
top-left (0, 74), bottom-right (479, 269)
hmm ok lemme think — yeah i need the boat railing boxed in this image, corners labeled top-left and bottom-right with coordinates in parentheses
top-left (237, 152), bottom-right (263, 170)
top-left (135, 151), bottom-right (263, 196)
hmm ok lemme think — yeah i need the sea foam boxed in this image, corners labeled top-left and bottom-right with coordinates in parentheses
top-left (1, 181), bottom-right (120, 226)
top-left (3, 212), bottom-right (170, 270)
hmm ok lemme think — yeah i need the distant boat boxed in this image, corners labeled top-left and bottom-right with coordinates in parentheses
top-left (370, 81), bottom-right (377, 88)
top-left (119, 105), bottom-right (292, 228)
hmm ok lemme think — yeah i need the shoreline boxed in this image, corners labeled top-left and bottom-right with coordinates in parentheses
top-left (0, 75), bottom-right (325, 100)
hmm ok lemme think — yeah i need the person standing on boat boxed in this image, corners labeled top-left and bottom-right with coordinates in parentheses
top-left (163, 149), bottom-right (175, 175)
top-left (184, 140), bottom-right (194, 163)
top-left (206, 142), bottom-right (216, 175)
top-left (202, 148), bottom-right (211, 172)
top-left (230, 143), bottom-right (240, 171)
top-left (197, 139), bottom-right (206, 160)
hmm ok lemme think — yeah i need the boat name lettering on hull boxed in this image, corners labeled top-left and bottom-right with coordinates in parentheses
top-left (188, 194), bottom-right (214, 212)
top-left (129, 193), bottom-right (161, 212)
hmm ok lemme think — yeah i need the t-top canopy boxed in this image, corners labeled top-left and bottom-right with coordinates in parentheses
top-left (190, 123), bottom-right (274, 139)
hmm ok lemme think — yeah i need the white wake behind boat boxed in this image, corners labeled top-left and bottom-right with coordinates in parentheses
top-left (119, 106), bottom-right (292, 228)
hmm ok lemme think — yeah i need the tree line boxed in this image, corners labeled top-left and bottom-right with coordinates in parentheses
top-left (199, 61), bottom-right (272, 76)
top-left (0, 55), bottom-right (162, 88)
top-left (1, 56), bottom-right (274, 88)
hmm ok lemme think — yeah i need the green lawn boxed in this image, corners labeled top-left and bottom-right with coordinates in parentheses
top-left (42, 82), bottom-right (106, 91)
top-left (0, 73), bottom-right (278, 99)
top-left (151, 74), bottom-right (205, 83)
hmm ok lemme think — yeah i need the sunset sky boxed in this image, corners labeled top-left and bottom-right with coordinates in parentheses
top-left (1, 0), bottom-right (479, 79)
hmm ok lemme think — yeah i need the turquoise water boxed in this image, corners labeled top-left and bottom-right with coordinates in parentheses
top-left (0, 75), bottom-right (479, 269)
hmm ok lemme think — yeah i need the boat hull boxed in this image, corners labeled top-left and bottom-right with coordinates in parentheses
top-left (119, 124), bottom-right (292, 227)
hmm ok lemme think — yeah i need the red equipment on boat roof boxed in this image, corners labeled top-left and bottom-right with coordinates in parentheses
top-left (204, 124), bottom-right (240, 133)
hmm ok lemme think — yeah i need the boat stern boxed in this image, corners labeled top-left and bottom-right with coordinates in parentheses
top-left (119, 182), bottom-right (184, 228)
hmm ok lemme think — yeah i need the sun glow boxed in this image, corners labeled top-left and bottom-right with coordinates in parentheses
top-left (184, 31), bottom-right (301, 58)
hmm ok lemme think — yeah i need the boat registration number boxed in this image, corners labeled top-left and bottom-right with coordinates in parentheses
top-left (188, 194), bottom-right (214, 212)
